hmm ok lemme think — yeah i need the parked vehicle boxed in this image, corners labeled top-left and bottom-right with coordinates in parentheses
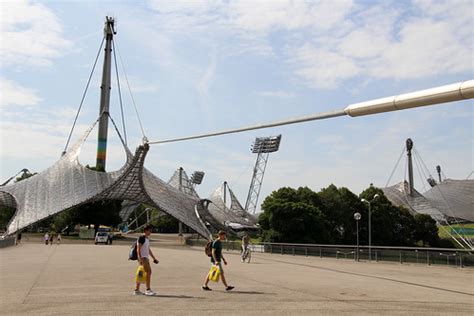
top-left (94, 232), bottom-right (110, 245)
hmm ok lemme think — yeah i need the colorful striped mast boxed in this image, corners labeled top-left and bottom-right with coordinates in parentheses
top-left (96, 17), bottom-right (116, 171)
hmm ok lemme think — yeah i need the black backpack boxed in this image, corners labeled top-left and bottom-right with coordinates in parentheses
top-left (204, 240), bottom-right (214, 257)
top-left (129, 240), bottom-right (138, 260)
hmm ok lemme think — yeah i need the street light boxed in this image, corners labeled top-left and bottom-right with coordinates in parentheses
top-left (361, 194), bottom-right (379, 262)
top-left (354, 212), bottom-right (361, 262)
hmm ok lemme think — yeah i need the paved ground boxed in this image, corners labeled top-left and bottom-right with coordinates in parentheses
top-left (1, 236), bottom-right (473, 315)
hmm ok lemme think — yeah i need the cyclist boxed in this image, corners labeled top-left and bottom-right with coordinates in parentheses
top-left (241, 233), bottom-right (251, 262)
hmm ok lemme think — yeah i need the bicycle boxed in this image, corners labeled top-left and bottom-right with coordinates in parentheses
top-left (241, 244), bottom-right (251, 263)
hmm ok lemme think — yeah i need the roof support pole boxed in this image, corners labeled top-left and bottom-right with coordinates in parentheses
top-left (96, 17), bottom-right (115, 171)
top-left (406, 138), bottom-right (414, 196)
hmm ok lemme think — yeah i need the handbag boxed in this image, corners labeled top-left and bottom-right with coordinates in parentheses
top-left (208, 264), bottom-right (220, 282)
top-left (135, 265), bottom-right (147, 284)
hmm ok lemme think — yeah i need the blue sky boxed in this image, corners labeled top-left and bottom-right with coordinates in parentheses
top-left (1, 0), bottom-right (472, 212)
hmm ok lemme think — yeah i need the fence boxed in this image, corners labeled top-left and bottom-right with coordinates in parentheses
top-left (186, 239), bottom-right (473, 268)
top-left (0, 236), bottom-right (16, 248)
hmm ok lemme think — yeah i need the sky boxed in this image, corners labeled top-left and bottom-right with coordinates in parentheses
top-left (0, 0), bottom-right (472, 213)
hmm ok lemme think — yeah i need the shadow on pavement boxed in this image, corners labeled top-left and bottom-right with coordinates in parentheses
top-left (152, 294), bottom-right (204, 299)
top-left (226, 290), bottom-right (273, 295)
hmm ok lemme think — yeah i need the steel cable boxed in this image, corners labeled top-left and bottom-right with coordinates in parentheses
top-left (113, 38), bottom-right (147, 141)
top-left (62, 37), bottom-right (105, 155)
top-left (112, 39), bottom-right (127, 145)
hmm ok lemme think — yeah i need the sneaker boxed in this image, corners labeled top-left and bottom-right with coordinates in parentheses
top-left (202, 286), bottom-right (212, 291)
top-left (144, 289), bottom-right (156, 296)
top-left (133, 289), bottom-right (143, 295)
top-left (225, 286), bottom-right (235, 291)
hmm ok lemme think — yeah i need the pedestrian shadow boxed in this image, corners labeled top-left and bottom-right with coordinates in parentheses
top-left (226, 290), bottom-right (272, 295)
top-left (152, 294), bottom-right (204, 299)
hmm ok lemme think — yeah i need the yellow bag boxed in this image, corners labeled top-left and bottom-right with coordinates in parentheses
top-left (208, 265), bottom-right (220, 282)
top-left (135, 265), bottom-right (147, 284)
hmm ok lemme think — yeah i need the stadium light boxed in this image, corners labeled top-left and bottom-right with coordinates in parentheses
top-left (251, 135), bottom-right (281, 153)
top-left (190, 171), bottom-right (205, 185)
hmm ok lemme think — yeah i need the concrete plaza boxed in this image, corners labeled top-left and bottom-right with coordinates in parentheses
top-left (0, 236), bottom-right (472, 315)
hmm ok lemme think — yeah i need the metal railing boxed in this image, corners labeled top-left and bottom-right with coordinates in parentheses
top-left (186, 239), bottom-right (474, 268)
top-left (0, 236), bottom-right (16, 248)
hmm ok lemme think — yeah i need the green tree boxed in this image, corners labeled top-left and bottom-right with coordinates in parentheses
top-left (151, 212), bottom-right (179, 233)
top-left (51, 200), bottom-right (122, 234)
top-left (259, 184), bottom-right (441, 247)
top-left (259, 187), bottom-right (330, 243)
top-left (75, 200), bottom-right (122, 232)
top-left (318, 184), bottom-right (365, 244)
top-left (52, 208), bottom-right (80, 235)
top-left (0, 206), bottom-right (16, 232)
top-left (359, 187), bottom-right (417, 246)
top-left (413, 214), bottom-right (439, 246)
top-left (15, 170), bottom-right (37, 182)
top-left (359, 187), bottom-right (400, 245)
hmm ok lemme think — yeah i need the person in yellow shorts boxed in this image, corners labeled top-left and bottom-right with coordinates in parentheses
top-left (133, 225), bottom-right (159, 296)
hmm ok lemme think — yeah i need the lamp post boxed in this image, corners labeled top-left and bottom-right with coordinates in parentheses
top-left (354, 212), bottom-right (361, 262)
top-left (361, 194), bottom-right (379, 262)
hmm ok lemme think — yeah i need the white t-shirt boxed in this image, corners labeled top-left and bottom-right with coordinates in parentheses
top-left (138, 235), bottom-right (150, 258)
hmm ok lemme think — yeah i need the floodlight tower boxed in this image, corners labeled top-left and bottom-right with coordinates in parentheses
top-left (245, 135), bottom-right (282, 214)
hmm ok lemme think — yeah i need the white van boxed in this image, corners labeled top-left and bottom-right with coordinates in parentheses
top-left (94, 232), bottom-right (109, 245)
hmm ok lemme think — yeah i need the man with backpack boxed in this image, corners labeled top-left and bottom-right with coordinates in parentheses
top-left (133, 225), bottom-right (159, 296)
top-left (202, 230), bottom-right (234, 291)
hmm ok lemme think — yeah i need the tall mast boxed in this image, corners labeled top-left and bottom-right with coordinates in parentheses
top-left (406, 138), bottom-right (414, 196)
top-left (96, 17), bottom-right (116, 172)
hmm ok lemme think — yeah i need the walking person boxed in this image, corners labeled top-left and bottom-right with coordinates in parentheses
top-left (49, 233), bottom-right (54, 246)
top-left (16, 232), bottom-right (22, 246)
top-left (133, 225), bottom-right (159, 296)
top-left (44, 232), bottom-right (49, 245)
top-left (57, 233), bottom-right (61, 245)
top-left (202, 230), bottom-right (234, 291)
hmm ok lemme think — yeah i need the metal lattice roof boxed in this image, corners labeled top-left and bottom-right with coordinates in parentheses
top-left (423, 179), bottom-right (474, 222)
top-left (119, 200), bottom-right (141, 222)
top-left (167, 169), bottom-right (200, 198)
top-left (382, 181), bottom-right (446, 222)
top-left (207, 184), bottom-right (258, 232)
top-left (0, 122), bottom-right (212, 238)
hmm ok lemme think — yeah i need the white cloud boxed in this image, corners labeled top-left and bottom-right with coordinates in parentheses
top-left (145, 0), bottom-right (355, 59)
top-left (148, 0), bottom-right (223, 14)
top-left (257, 90), bottom-right (295, 98)
top-left (291, 1), bottom-right (473, 88)
top-left (0, 78), bottom-right (41, 108)
top-left (197, 48), bottom-right (217, 103)
top-left (145, 1), bottom-right (473, 89)
top-left (114, 74), bottom-right (160, 94)
top-left (227, 0), bottom-right (353, 33)
top-left (372, 18), bottom-right (471, 79)
top-left (292, 45), bottom-right (360, 89)
top-left (0, 107), bottom-right (129, 174)
top-left (0, 0), bottom-right (70, 67)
